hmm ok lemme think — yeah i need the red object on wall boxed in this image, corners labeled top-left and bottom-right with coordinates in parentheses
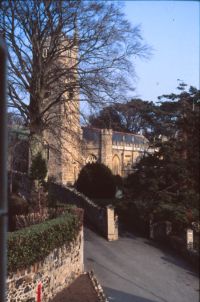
top-left (37, 283), bottom-right (42, 302)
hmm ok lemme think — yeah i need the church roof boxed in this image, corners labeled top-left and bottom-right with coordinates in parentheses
top-left (82, 126), bottom-right (148, 145)
top-left (82, 127), bottom-right (101, 143)
top-left (112, 131), bottom-right (148, 145)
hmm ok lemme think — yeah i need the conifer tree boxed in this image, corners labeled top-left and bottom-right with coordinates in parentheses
top-left (126, 85), bottom-right (200, 232)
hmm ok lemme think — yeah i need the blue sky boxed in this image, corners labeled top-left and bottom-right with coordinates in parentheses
top-left (123, 1), bottom-right (199, 102)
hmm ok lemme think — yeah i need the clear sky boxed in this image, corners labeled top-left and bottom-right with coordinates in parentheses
top-left (123, 0), bottom-right (199, 102)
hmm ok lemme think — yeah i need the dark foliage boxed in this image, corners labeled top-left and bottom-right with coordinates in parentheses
top-left (8, 194), bottom-right (29, 231)
top-left (89, 99), bottom-right (157, 141)
top-left (113, 174), bottom-right (123, 189)
top-left (76, 163), bottom-right (116, 199)
top-left (115, 200), bottom-right (150, 236)
top-left (30, 152), bottom-right (47, 183)
top-left (125, 85), bottom-right (200, 234)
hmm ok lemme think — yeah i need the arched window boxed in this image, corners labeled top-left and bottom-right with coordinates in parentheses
top-left (112, 155), bottom-right (121, 175)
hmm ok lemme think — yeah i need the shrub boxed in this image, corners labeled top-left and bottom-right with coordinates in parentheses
top-left (15, 205), bottom-right (76, 230)
top-left (8, 194), bottom-right (29, 215)
top-left (8, 194), bottom-right (29, 231)
top-left (8, 209), bottom-right (83, 272)
top-left (76, 163), bottom-right (116, 199)
top-left (113, 174), bottom-right (123, 189)
top-left (30, 152), bottom-right (47, 184)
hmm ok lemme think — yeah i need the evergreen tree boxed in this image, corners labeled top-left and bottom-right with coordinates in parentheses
top-left (89, 99), bottom-right (157, 140)
top-left (76, 163), bottom-right (116, 199)
top-left (126, 85), bottom-right (200, 233)
top-left (30, 152), bottom-right (47, 184)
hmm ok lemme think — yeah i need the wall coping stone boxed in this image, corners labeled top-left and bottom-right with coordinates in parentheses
top-left (88, 271), bottom-right (108, 302)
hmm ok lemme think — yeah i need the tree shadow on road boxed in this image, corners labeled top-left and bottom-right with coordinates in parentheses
top-left (104, 287), bottom-right (160, 302)
top-left (87, 258), bottom-right (168, 302)
top-left (119, 230), bottom-right (138, 239)
top-left (143, 239), bottom-right (198, 276)
top-left (118, 223), bottom-right (141, 239)
top-left (118, 226), bottom-right (198, 276)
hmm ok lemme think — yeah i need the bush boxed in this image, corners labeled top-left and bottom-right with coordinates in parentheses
top-left (113, 174), bottom-right (123, 189)
top-left (8, 194), bottom-right (29, 231)
top-left (76, 163), bottom-right (116, 199)
top-left (116, 200), bottom-right (150, 236)
top-left (15, 205), bottom-right (76, 230)
top-left (30, 152), bottom-right (47, 183)
top-left (8, 209), bottom-right (83, 272)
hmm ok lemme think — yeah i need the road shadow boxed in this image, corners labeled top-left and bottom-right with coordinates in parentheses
top-left (118, 223), bottom-right (141, 239)
top-left (104, 287), bottom-right (159, 302)
top-left (118, 225), bottom-right (198, 276)
top-left (143, 239), bottom-right (199, 275)
top-left (119, 230), bottom-right (138, 239)
top-left (86, 258), bottom-right (168, 302)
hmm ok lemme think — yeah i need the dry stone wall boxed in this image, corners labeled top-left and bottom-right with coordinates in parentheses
top-left (7, 227), bottom-right (83, 302)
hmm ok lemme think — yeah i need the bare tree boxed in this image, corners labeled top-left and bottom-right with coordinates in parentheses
top-left (7, 113), bottom-right (29, 192)
top-left (0, 0), bottom-right (150, 163)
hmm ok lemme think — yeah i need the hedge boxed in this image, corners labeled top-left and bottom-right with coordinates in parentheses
top-left (8, 210), bottom-right (83, 272)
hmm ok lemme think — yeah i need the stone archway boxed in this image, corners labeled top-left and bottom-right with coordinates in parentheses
top-left (112, 155), bottom-right (121, 175)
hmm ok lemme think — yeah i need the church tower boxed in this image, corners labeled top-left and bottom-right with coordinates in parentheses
top-left (44, 32), bottom-right (82, 185)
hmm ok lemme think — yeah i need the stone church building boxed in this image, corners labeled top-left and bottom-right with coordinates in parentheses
top-left (46, 123), bottom-right (150, 185)
top-left (42, 35), bottom-right (151, 185)
top-left (82, 126), bottom-right (149, 177)
top-left (9, 34), bottom-right (151, 185)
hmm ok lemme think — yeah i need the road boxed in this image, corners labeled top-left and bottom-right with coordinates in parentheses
top-left (84, 227), bottom-right (199, 302)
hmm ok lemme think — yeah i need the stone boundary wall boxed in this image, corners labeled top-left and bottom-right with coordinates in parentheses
top-left (48, 183), bottom-right (118, 240)
top-left (7, 227), bottom-right (84, 302)
top-left (48, 183), bottom-right (108, 237)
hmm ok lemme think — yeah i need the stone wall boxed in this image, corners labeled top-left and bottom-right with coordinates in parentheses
top-left (48, 183), bottom-right (118, 240)
top-left (7, 227), bottom-right (84, 302)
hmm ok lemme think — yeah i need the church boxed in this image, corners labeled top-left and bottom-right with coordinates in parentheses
top-left (82, 126), bottom-right (149, 178)
top-left (9, 34), bottom-right (151, 185)
top-left (40, 35), bottom-right (151, 185)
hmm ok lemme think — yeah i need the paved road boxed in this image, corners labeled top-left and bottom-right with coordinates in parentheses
top-left (84, 227), bottom-right (199, 302)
